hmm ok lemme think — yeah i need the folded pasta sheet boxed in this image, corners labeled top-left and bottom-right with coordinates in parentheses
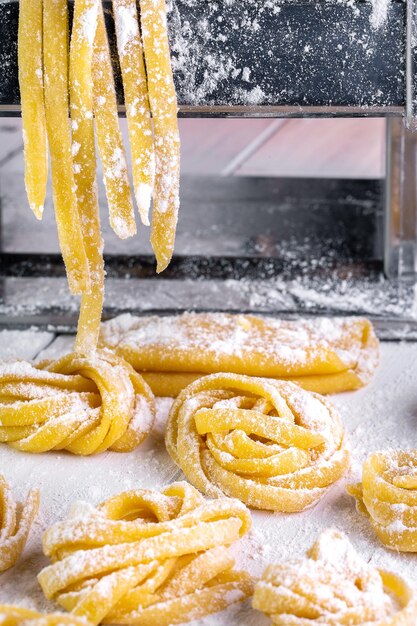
top-left (100, 313), bottom-right (379, 397)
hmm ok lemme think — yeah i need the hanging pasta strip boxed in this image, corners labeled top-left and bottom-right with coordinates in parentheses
top-left (70, 0), bottom-right (105, 353)
top-left (18, 0), bottom-right (47, 220)
top-left (93, 4), bottom-right (136, 240)
top-left (140, 0), bottom-right (180, 272)
top-left (43, 0), bottom-right (90, 295)
top-left (113, 0), bottom-right (155, 227)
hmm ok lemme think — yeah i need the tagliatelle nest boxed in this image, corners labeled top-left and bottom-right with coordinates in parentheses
top-left (0, 350), bottom-right (155, 455)
top-left (253, 529), bottom-right (417, 625)
top-left (38, 481), bottom-right (253, 626)
top-left (348, 449), bottom-right (417, 552)
top-left (166, 373), bottom-right (350, 511)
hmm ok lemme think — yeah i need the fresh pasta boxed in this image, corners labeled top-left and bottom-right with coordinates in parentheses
top-left (140, 0), bottom-right (181, 272)
top-left (18, 0), bottom-right (47, 220)
top-left (253, 529), bottom-right (417, 625)
top-left (0, 476), bottom-right (39, 572)
top-left (100, 313), bottom-right (379, 397)
top-left (347, 450), bottom-right (417, 552)
top-left (165, 373), bottom-right (349, 511)
top-left (70, 0), bottom-right (104, 353)
top-left (0, 350), bottom-right (154, 455)
top-left (38, 481), bottom-right (253, 625)
top-left (114, 0), bottom-right (155, 227)
top-left (93, 2), bottom-right (136, 241)
top-left (0, 605), bottom-right (92, 626)
top-left (43, 0), bottom-right (90, 296)
top-left (18, 0), bottom-right (180, 352)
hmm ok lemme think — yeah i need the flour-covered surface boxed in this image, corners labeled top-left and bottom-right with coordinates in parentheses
top-left (0, 0), bottom-right (408, 110)
top-left (1, 334), bottom-right (417, 624)
top-left (0, 329), bottom-right (53, 359)
top-left (168, 0), bottom-right (405, 109)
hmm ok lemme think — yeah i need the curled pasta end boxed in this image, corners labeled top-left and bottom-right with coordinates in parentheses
top-left (0, 604), bottom-right (93, 626)
top-left (0, 476), bottom-right (40, 573)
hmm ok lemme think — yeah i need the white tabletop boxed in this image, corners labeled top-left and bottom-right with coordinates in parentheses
top-left (1, 331), bottom-right (417, 625)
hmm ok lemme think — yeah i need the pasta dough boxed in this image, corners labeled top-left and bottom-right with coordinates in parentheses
top-left (0, 605), bottom-right (91, 626)
top-left (253, 528), bottom-right (417, 625)
top-left (347, 450), bottom-right (417, 552)
top-left (38, 481), bottom-right (253, 625)
top-left (0, 350), bottom-right (154, 455)
top-left (0, 476), bottom-right (39, 572)
top-left (165, 373), bottom-right (349, 511)
top-left (100, 313), bottom-right (379, 397)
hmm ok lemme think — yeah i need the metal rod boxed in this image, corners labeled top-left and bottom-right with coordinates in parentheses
top-left (0, 104), bottom-right (407, 118)
top-left (406, 0), bottom-right (417, 129)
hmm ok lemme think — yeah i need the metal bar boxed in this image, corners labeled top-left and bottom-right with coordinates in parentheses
top-left (0, 105), bottom-right (407, 118)
top-left (406, 0), bottom-right (417, 129)
top-left (0, 252), bottom-right (383, 280)
top-left (384, 117), bottom-right (417, 278)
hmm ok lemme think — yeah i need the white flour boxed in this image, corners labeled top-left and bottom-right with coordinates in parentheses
top-left (1, 340), bottom-right (417, 624)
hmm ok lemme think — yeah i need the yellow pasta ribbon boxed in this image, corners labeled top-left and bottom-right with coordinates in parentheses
top-left (18, 0), bottom-right (181, 352)
top-left (0, 605), bottom-right (91, 626)
top-left (114, 0), bottom-right (155, 227)
top-left (43, 0), bottom-right (90, 295)
top-left (70, 0), bottom-right (104, 353)
top-left (18, 0), bottom-right (47, 220)
top-left (0, 476), bottom-right (39, 572)
top-left (99, 313), bottom-right (379, 397)
top-left (38, 481), bottom-right (253, 626)
top-left (347, 450), bottom-right (417, 552)
top-left (140, 0), bottom-right (181, 272)
top-left (0, 350), bottom-right (154, 455)
top-left (166, 373), bottom-right (349, 511)
top-left (93, 3), bottom-right (136, 240)
top-left (253, 529), bottom-right (417, 625)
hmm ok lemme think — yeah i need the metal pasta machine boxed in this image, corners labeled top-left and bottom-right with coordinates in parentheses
top-left (0, 0), bottom-right (416, 338)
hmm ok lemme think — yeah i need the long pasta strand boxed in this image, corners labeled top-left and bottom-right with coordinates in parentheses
top-left (18, 0), bottom-right (48, 220)
top-left (70, 0), bottom-right (105, 353)
top-left (38, 483), bottom-right (252, 625)
top-left (43, 0), bottom-right (90, 295)
top-left (113, 0), bottom-right (155, 227)
top-left (93, 3), bottom-right (136, 240)
top-left (140, 0), bottom-right (180, 273)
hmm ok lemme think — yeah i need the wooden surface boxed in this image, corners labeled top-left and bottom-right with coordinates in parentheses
top-left (0, 330), bottom-right (417, 624)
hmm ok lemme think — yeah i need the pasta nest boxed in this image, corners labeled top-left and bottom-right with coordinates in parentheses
top-left (348, 450), bottom-right (417, 552)
top-left (0, 605), bottom-right (91, 626)
top-left (253, 528), bottom-right (417, 625)
top-left (0, 350), bottom-right (155, 455)
top-left (0, 475), bottom-right (39, 572)
top-left (38, 481), bottom-right (253, 626)
top-left (165, 373), bottom-right (350, 511)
